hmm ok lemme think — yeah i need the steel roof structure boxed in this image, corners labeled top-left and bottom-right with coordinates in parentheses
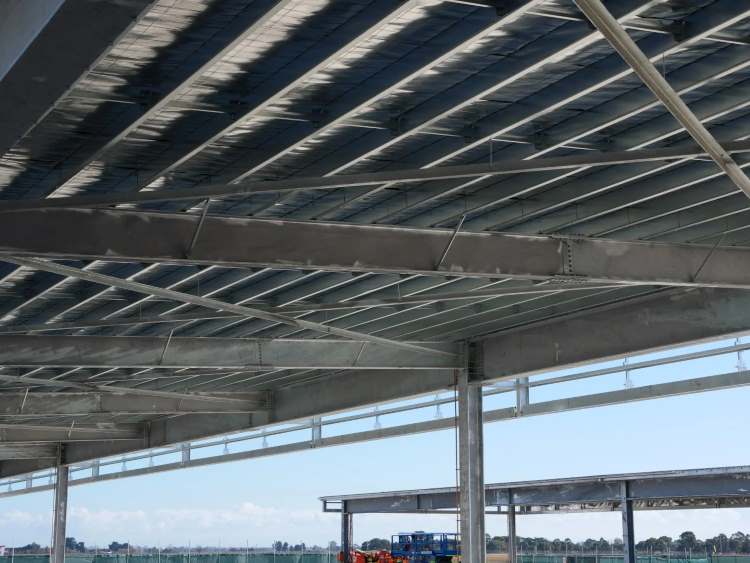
top-left (321, 465), bottom-right (750, 514)
top-left (2, 0), bottom-right (750, 521)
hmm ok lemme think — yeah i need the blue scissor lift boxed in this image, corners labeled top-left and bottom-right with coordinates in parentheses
top-left (391, 532), bottom-right (460, 563)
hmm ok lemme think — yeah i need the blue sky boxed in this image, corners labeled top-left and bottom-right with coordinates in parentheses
top-left (2, 340), bottom-right (750, 549)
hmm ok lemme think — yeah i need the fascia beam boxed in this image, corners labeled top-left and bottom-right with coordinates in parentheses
top-left (4, 209), bottom-right (750, 288)
top-left (0, 335), bottom-right (459, 369)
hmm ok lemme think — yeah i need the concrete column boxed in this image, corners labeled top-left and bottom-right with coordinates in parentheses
top-left (341, 507), bottom-right (353, 563)
top-left (516, 377), bottom-right (529, 414)
top-left (621, 481), bottom-right (635, 563)
top-left (458, 362), bottom-right (485, 563)
top-left (508, 500), bottom-right (518, 563)
top-left (52, 465), bottom-right (69, 563)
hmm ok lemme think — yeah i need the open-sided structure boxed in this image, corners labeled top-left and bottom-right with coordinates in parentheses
top-left (322, 466), bottom-right (750, 563)
top-left (1, 1), bottom-right (750, 562)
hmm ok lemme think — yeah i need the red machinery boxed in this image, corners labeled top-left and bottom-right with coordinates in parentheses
top-left (338, 549), bottom-right (407, 563)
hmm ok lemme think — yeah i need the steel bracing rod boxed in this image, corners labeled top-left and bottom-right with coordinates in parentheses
top-left (2, 367), bottom-right (749, 492)
top-left (0, 282), bottom-right (624, 334)
top-left (129, 278), bottom-right (512, 392)
top-left (5, 210), bottom-right (750, 289)
top-left (37, 0), bottom-right (299, 200)
top-left (2, 257), bottom-right (455, 357)
top-left (575, 0), bottom-right (750, 200)
top-left (4, 141), bottom-right (749, 211)
top-left (0, 270), bottom-right (402, 393)
top-left (165, 287), bottom-right (651, 393)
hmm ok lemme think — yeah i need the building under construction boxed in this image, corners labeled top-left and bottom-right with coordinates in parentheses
top-left (1, 1), bottom-right (750, 563)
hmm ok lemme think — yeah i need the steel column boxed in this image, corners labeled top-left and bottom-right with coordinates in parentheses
top-left (341, 508), bottom-right (353, 563)
top-left (52, 464), bottom-right (69, 563)
top-left (507, 498), bottom-right (518, 563)
top-left (621, 481), bottom-right (635, 563)
top-left (458, 353), bottom-right (485, 563)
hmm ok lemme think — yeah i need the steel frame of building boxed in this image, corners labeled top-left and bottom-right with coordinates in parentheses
top-left (322, 465), bottom-right (750, 563)
top-left (2, 1), bottom-right (750, 563)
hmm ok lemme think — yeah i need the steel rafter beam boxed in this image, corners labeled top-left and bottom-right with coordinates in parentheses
top-left (0, 444), bottom-right (58, 460)
top-left (481, 288), bottom-right (750, 378)
top-left (4, 210), bottom-right (750, 289)
top-left (2, 257), bottom-right (450, 357)
top-left (574, 0), bottom-right (750, 200)
top-left (0, 335), bottom-right (459, 369)
top-left (0, 423), bottom-right (142, 442)
top-left (0, 368), bottom-right (275, 405)
top-left (0, 391), bottom-right (267, 416)
top-left (6, 141), bottom-right (750, 211)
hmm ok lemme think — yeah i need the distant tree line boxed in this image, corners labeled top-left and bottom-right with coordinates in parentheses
top-left (483, 531), bottom-right (750, 554)
top-left (10, 532), bottom-right (750, 556)
top-left (331, 532), bottom-right (750, 555)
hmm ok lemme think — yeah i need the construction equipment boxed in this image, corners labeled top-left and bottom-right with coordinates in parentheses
top-left (391, 532), bottom-right (460, 563)
top-left (339, 531), bottom-right (460, 563)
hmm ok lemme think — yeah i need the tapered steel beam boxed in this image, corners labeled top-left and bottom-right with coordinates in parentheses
top-left (0, 335), bottom-right (458, 369)
top-left (575, 0), bottom-right (750, 200)
top-left (4, 210), bottom-right (750, 289)
top-left (3, 257), bottom-right (451, 357)
top-left (3, 141), bottom-right (750, 211)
